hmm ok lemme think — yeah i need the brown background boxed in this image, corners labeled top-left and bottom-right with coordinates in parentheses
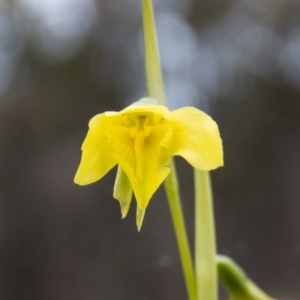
top-left (0, 0), bottom-right (299, 299)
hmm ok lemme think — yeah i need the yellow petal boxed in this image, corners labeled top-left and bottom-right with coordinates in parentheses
top-left (129, 97), bottom-right (158, 106)
top-left (74, 114), bottom-right (117, 185)
top-left (136, 206), bottom-right (146, 231)
top-left (104, 115), bottom-right (172, 210)
top-left (113, 166), bottom-right (133, 218)
top-left (116, 98), bottom-right (170, 118)
top-left (169, 107), bottom-right (223, 170)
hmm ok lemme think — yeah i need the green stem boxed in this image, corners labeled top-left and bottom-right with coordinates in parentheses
top-left (164, 160), bottom-right (198, 300)
top-left (217, 255), bottom-right (276, 300)
top-left (194, 170), bottom-right (217, 300)
top-left (142, 1), bottom-right (197, 299)
top-left (142, 0), bottom-right (166, 105)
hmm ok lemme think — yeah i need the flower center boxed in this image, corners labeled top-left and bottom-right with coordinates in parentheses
top-left (127, 112), bottom-right (163, 155)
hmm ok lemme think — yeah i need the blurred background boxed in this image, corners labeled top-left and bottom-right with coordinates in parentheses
top-left (0, 0), bottom-right (299, 299)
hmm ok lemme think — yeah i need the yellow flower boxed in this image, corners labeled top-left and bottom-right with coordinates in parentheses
top-left (74, 98), bottom-right (223, 229)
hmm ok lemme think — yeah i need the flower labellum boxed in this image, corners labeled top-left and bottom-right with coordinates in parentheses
top-left (74, 98), bottom-right (223, 230)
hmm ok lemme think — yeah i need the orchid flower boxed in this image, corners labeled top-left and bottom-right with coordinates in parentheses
top-left (74, 98), bottom-right (223, 229)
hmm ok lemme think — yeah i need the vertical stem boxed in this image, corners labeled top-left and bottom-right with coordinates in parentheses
top-left (142, 1), bottom-right (197, 299)
top-left (164, 160), bottom-right (197, 300)
top-left (194, 170), bottom-right (217, 300)
top-left (142, 0), bottom-right (166, 105)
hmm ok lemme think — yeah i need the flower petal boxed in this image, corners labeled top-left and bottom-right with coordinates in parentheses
top-left (109, 98), bottom-right (170, 118)
top-left (113, 166), bottom-right (133, 218)
top-left (136, 206), bottom-right (145, 231)
top-left (169, 107), bottom-right (223, 170)
top-left (74, 114), bottom-right (117, 185)
top-left (104, 116), bottom-right (172, 210)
